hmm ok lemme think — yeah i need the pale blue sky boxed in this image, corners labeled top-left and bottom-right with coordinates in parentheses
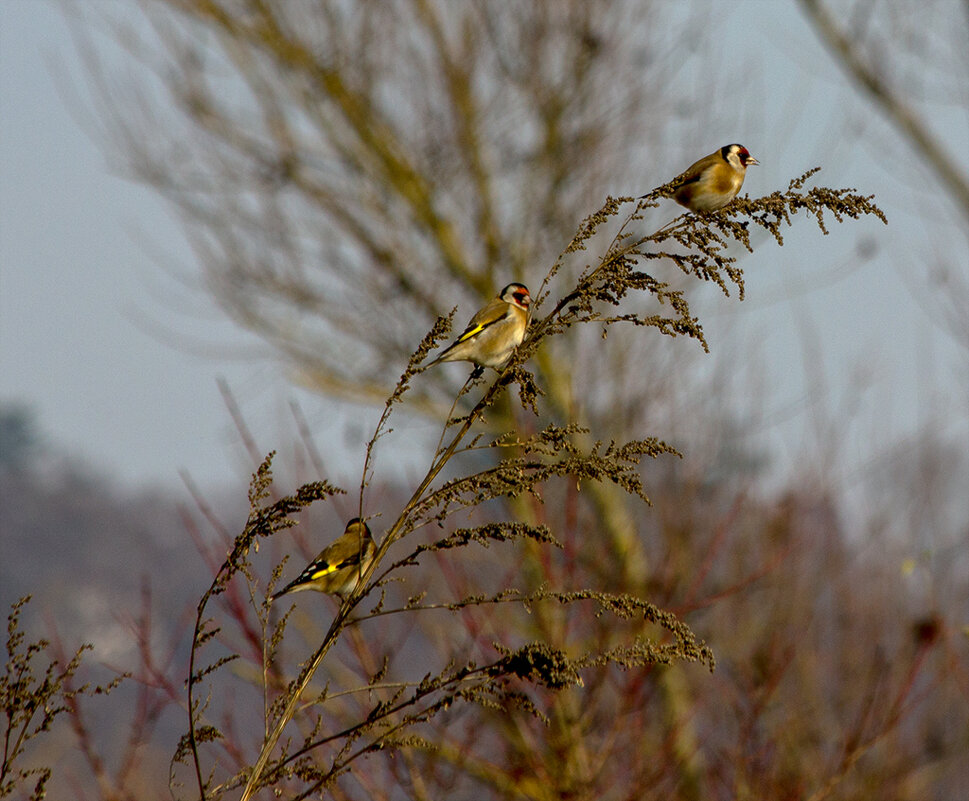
top-left (2, 2), bottom-right (299, 489)
top-left (2, 1), bottom-right (966, 495)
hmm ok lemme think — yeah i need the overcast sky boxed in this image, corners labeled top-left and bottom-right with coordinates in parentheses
top-left (2, 1), bottom-right (966, 495)
top-left (2, 2), bottom-right (307, 490)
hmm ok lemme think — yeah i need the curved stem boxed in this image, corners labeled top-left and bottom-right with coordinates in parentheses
top-left (242, 368), bottom-right (511, 798)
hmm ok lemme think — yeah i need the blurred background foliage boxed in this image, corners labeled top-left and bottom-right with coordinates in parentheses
top-left (2, 1), bottom-right (967, 799)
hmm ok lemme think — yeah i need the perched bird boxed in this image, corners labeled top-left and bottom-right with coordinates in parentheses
top-left (270, 518), bottom-right (376, 601)
top-left (666, 144), bottom-right (759, 212)
top-left (426, 282), bottom-right (532, 371)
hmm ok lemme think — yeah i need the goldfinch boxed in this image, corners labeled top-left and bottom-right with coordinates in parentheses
top-left (270, 518), bottom-right (376, 600)
top-left (667, 144), bottom-right (759, 212)
top-left (426, 282), bottom-right (531, 371)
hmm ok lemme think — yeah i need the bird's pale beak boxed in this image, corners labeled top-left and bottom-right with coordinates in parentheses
top-left (746, 156), bottom-right (760, 166)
